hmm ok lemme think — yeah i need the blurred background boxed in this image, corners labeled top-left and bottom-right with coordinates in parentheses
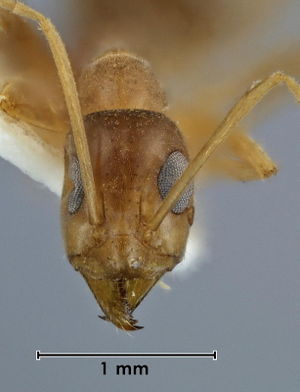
top-left (0, 1), bottom-right (299, 390)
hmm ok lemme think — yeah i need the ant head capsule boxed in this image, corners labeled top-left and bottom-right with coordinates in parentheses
top-left (61, 106), bottom-right (194, 330)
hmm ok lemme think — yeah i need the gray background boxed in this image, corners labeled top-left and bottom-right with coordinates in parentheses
top-left (0, 1), bottom-right (299, 391)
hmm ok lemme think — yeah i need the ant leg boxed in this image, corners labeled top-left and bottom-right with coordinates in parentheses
top-left (0, 8), bottom-right (67, 135)
top-left (227, 131), bottom-right (278, 180)
top-left (196, 131), bottom-right (278, 182)
top-left (149, 71), bottom-right (300, 229)
top-left (0, 0), bottom-right (102, 224)
top-left (172, 107), bottom-right (277, 182)
top-left (208, 158), bottom-right (276, 182)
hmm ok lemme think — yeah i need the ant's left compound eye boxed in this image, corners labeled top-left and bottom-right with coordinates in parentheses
top-left (68, 156), bottom-right (84, 214)
top-left (158, 151), bottom-right (193, 214)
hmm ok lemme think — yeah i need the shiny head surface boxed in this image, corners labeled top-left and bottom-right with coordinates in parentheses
top-left (61, 109), bottom-right (194, 330)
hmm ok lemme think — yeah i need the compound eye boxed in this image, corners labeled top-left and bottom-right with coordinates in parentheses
top-left (157, 151), bottom-right (193, 214)
top-left (68, 156), bottom-right (84, 214)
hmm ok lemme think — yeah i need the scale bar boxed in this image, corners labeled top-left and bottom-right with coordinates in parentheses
top-left (36, 350), bottom-right (217, 360)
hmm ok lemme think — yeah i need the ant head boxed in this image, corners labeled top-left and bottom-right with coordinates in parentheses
top-left (61, 110), bottom-right (194, 330)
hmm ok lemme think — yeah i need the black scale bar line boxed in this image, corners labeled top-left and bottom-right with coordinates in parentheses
top-left (36, 350), bottom-right (217, 360)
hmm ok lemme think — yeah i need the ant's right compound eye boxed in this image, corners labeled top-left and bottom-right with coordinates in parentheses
top-left (68, 156), bottom-right (85, 214)
top-left (157, 151), bottom-right (193, 214)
